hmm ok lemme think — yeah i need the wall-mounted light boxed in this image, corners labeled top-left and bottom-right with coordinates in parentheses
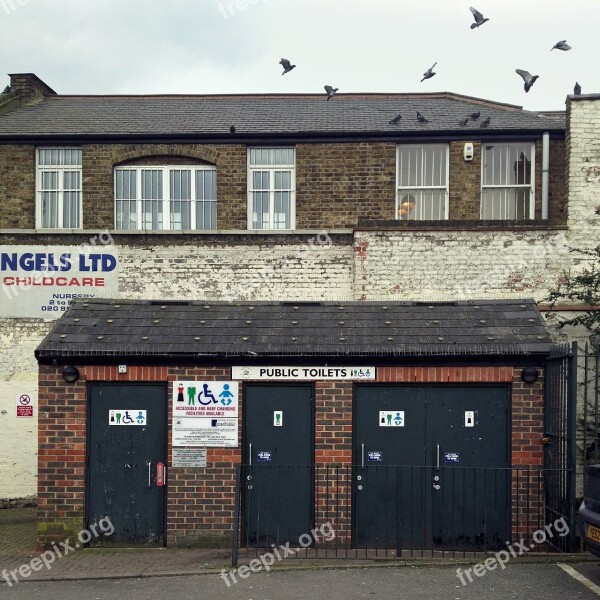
top-left (520, 367), bottom-right (539, 384)
top-left (62, 366), bottom-right (80, 383)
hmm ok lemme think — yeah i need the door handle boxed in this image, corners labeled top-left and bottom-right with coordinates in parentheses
top-left (361, 443), bottom-right (365, 468)
top-left (249, 443), bottom-right (252, 466)
top-left (147, 461), bottom-right (152, 489)
top-left (436, 444), bottom-right (440, 470)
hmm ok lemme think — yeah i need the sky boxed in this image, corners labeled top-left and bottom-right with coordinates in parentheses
top-left (0, 0), bottom-right (598, 111)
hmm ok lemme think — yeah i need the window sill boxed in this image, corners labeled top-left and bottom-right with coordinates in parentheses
top-left (356, 219), bottom-right (568, 232)
top-left (0, 228), bottom-right (354, 236)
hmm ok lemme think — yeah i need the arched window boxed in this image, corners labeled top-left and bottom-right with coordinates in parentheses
top-left (114, 162), bottom-right (217, 230)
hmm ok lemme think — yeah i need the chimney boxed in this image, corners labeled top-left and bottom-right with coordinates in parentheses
top-left (8, 73), bottom-right (57, 102)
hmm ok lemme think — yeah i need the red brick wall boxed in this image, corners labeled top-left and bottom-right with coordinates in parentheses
top-left (510, 367), bottom-right (545, 541)
top-left (37, 362), bottom-right (545, 548)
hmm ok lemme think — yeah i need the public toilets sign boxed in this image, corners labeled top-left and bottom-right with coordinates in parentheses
top-left (232, 366), bottom-right (376, 380)
top-left (0, 246), bottom-right (119, 318)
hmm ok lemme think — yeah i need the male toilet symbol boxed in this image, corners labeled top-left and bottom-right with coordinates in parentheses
top-left (187, 385), bottom-right (196, 405)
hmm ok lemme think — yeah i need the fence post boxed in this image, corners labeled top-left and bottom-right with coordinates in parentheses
top-left (231, 464), bottom-right (242, 567)
top-left (568, 342), bottom-right (578, 551)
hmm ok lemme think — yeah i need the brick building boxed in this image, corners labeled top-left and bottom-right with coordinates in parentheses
top-left (35, 299), bottom-right (552, 549)
top-left (0, 72), bottom-right (598, 548)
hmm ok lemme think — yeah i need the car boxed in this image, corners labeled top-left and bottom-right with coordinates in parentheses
top-left (578, 463), bottom-right (600, 557)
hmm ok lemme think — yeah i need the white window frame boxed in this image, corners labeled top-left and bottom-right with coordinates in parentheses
top-left (480, 143), bottom-right (535, 220)
top-left (247, 147), bottom-right (296, 230)
top-left (113, 165), bottom-right (217, 231)
top-left (35, 147), bottom-right (83, 229)
top-left (396, 144), bottom-right (449, 220)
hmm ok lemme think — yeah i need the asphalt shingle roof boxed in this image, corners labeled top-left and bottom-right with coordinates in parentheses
top-left (35, 298), bottom-right (555, 361)
top-left (0, 93), bottom-right (565, 139)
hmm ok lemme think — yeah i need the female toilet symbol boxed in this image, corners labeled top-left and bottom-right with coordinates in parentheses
top-left (177, 383), bottom-right (184, 402)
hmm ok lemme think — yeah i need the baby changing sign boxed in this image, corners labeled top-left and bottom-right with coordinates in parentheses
top-left (173, 381), bottom-right (239, 418)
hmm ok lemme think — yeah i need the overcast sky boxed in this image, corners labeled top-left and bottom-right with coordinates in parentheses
top-left (0, 0), bottom-right (597, 111)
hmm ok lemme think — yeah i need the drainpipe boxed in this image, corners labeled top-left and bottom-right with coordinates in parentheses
top-left (541, 132), bottom-right (549, 219)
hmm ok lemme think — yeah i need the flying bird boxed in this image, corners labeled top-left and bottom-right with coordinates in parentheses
top-left (229, 125), bottom-right (236, 134)
top-left (515, 69), bottom-right (539, 93)
top-left (421, 62), bottom-right (437, 82)
top-left (416, 111), bottom-right (429, 124)
top-left (459, 118), bottom-right (469, 127)
top-left (480, 116), bottom-right (491, 127)
top-left (279, 58), bottom-right (296, 75)
top-left (470, 111), bottom-right (480, 120)
top-left (574, 82), bottom-right (582, 96)
top-left (469, 7), bottom-right (489, 29)
top-left (388, 113), bottom-right (402, 125)
top-left (324, 85), bottom-right (339, 100)
top-left (551, 40), bottom-right (571, 51)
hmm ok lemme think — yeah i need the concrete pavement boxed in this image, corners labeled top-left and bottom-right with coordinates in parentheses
top-left (1, 507), bottom-right (599, 584)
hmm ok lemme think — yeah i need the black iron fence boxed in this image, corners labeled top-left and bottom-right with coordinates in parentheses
top-left (544, 343), bottom-right (578, 552)
top-left (232, 464), bottom-right (574, 564)
top-left (580, 344), bottom-right (600, 467)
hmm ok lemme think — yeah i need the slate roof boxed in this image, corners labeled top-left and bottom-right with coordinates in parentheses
top-left (35, 298), bottom-right (555, 361)
top-left (0, 93), bottom-right (564, 140)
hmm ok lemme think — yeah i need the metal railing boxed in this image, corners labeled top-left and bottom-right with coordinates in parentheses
top-left (232, 464), bottom-right (574, 565)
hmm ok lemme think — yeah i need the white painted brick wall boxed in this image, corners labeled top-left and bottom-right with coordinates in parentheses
top-left (118, 240), bottom-right (354, 301)
top-left (566, 98), bottom-right (600, 252)
top-left (0, 320), bottom-right (53, 500)
top-left (355, 230), bottom-right (570, 301)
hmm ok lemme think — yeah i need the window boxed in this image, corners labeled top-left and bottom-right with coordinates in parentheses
top-left (114, 166), bottom-right (217, 230)
top-left (481, 143), bottom-right (534, 220)
top-left (36, 148), bottom-right (82, 228)
top-left (248, 148), bottom-right (295, 229)
top-left (396, 144), bottom-right (448, 220)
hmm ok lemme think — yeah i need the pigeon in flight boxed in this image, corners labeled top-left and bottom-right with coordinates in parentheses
top-left (480, 116), bottom-right (491, 127)
top-left (459, 118), bottom-right (469, 127)
top-left (421, 62), bottom-right (437, 82)
top-left (389, 113), bottom-right (402, 125)
top-left (574, 82), bottom-right (582, 96)
top-left (469, 7), bottom-right (489, 29)
top-left (279, 58), bottom-right (296, 75)
top-left (551, 40), bottom-right (571, 51)
top-left (515, 69), bottom-right (539, 93)
top-left (416, 111), bottom-right (429, 123)
top-left (470, 111), bottom-right (480, 120)
top-left (324, 85), bottom-right (339, 100)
